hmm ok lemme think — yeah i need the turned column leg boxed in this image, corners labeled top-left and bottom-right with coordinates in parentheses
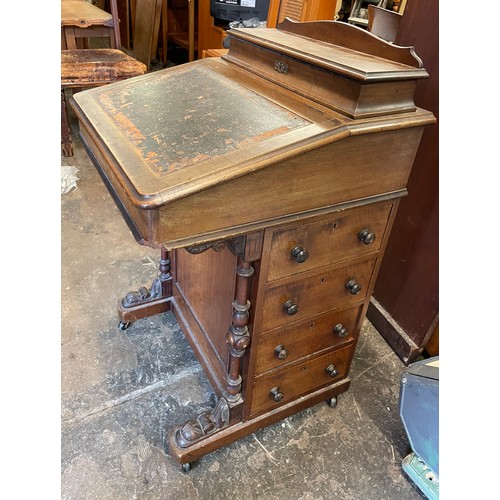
top-left (225, 257), bottom-right (253, 403)
top-left (117, 246), bottom-right (172, 329)
top-left (168, 250), bottom-right (255, 463)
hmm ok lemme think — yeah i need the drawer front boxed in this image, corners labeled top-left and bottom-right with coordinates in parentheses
top-left (266, 203), bottom-right (393, 282)
top-left (224, 38), bottom-right (360, 117)
top-left (249, 344), bottom-right (352, 418)
top-left (254, 305), bottom-right (362, 376)
top-left (258, 257), bottom-right (376, 332)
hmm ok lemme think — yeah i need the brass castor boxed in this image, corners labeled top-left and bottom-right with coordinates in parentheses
top-left (327, 396), bottom-right (338, 409)
top-left (118, 321), bottom-right (130, 331)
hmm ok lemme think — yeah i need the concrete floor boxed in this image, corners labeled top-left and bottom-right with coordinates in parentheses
top-left (61, 79), bottom-right (428, 499)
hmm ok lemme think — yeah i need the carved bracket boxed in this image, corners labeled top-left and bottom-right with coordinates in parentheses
top-left (186, 236), bottom-right (246, 257)
top-left (121, 278), bottom-right (164, 307)
top-left (174, 398), bottom-right (230, 449)
top-left (121, 248), bottom-right (172, 308)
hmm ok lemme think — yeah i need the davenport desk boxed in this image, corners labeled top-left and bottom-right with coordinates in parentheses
top-left (71, 19), bottom-right (435, 470)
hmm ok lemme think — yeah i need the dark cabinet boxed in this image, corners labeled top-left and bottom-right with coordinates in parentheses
top-left (367, 0), bottom-right (439, 363)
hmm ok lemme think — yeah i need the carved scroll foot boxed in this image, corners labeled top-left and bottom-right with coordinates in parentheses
top-left (121, 277), bottom-right (164, 307)
top-left (174, 398), bottom-right (230, 449)
top-left (117, 248), bottom-right (172, 327)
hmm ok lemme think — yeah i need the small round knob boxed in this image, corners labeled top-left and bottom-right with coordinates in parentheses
top-left (345, 279), bottom-right (362, 295)
top-left (358, 229), bottom-right (376, 245)
top-left (274, 345), bottom-right (289, 360)
top-left (333, 323), bottom-right (348, 338)
top-left (283, 299), bottom-right (299, 316)
top-left (270, 387), bottom-right (284, 402)
top-left (326, 364), bottom-right (338, 377)
top-left (291, 246), bottom-right (309, 263)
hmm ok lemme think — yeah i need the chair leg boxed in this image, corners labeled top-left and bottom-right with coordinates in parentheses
top-left (61, 89), bottom-right (74, 157)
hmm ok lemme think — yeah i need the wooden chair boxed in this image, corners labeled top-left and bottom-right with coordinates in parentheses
top-left (61, 0), bottom-right (119, 49)
top-left (367, 4), bottom-right (402, 43)
top-left (61, 0), bottom-right (147, 157)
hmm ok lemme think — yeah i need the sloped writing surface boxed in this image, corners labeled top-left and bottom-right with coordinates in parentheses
top-left (93, 64), bottom-right (310, 175)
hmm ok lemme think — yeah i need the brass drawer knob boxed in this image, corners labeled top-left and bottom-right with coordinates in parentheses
top-left (326, 364), bottom-right (338, 377)
top-left (283, 299), bottom-right (299, 316)
top-left (333, 323), bottom-right (348, 338)
top-left (274, 344), bottom-right (289, 360)
top-left (345, 279), bottom-right (362, 295)
top-left (270, 387), bottom-right (284, 402)
top-left (358, 229), bottom-right (376, 245)
top-left (291, 246), bottom-right (309, 263)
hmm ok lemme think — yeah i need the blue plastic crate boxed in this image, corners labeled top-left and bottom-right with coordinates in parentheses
top-left (399, 357), bottom-right (439, 498)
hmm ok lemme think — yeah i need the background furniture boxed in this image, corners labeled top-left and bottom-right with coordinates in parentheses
top-left (348, 0), bottom-right (387, 28)
top-left (62, 0), bottom-right (120, 49)
top-left (133, 0), bottom-right (163, 68)
top-left (267, 0), bottom-right (342, 27)
top-left (366, 0), bottom-right (439, 362)
top-left (71, 19), bottom-right (434, 468)
top-left (112, 0), bottom-right (343, 65)
top-left (162, 0), bottom-right (197, 63)
top-left (199, 0), bottom-right (342, 59)
top-left (116, 0), bottom-right (136, 50)
top-left (368, 4), bottom-right (402, 42)
top-left (61, 0), bottom-right (147, 156)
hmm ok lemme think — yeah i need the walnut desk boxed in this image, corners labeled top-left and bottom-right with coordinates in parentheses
top-left (71, 19), bottom-right (435, 470)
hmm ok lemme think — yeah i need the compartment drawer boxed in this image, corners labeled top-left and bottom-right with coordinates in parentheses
top-left (265, 203), bottom-right (393, 282)
top-left (254, 305), bottom-right (362, 375)
top-left (257, 257), bottom-right (376, 332)
top-left (223, 35), bottom-right (420, 118)
top-left (248, 344), bottom-right (353, 418)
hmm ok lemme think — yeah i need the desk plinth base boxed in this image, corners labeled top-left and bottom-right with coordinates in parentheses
top-left (167, 380), bottom-right (350, 469)
top-left (117, 296), bottom-right (171, 329)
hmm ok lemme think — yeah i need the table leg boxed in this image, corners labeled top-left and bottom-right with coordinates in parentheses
top-left (225, 257), bottom-right (253, 403)
top-left (61, 89), bottom-right (74, 157)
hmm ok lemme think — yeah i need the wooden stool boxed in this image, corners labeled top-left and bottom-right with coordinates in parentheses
top-left (61, 49), bottom-right (146, 156)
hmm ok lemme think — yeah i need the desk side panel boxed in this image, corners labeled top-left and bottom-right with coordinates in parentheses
top-left (172, 247), bottom-right (237, 391)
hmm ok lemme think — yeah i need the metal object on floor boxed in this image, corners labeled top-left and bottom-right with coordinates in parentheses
top-left (399, 356), bottom-right (439, 499)
top-left (402, 452), bottom-right (439, 500)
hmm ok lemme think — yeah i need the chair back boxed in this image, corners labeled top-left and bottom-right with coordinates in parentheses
top-left (61, 0), bottom-right (121, 49)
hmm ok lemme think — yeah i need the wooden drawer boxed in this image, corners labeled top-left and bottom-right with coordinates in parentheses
top-left (253, 305), bottom-right (362, 376)
top-left (265, 202), bottom-right (393, 282)
top-left (223, 28), bottom-right (422, 118)
top-left (257, 257), bottom-right (376, 332)
top-left (248, 344), bottom-right (352, 418)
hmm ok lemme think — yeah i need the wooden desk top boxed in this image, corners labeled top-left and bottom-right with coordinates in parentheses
top-left (72, 58), bottom-right (339, 206)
